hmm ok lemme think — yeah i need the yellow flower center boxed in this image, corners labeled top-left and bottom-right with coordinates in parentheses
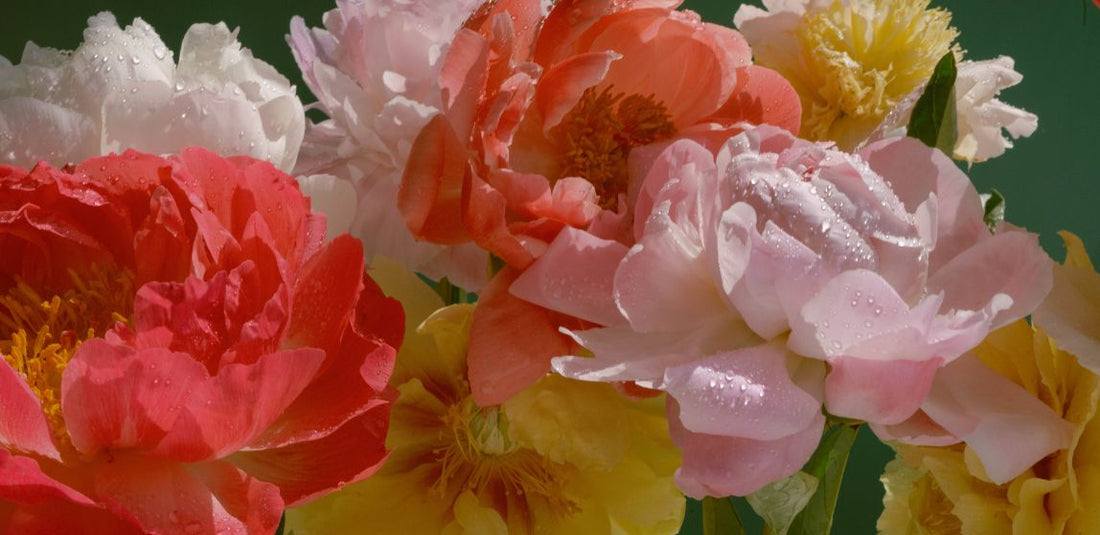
top-left (796, 0), bottom-right (959, 144)
top-left (435, 397), bottom-right (578, 516)
top-left (551, 86), bottom-right (676, 210)
top-left (1, 266), bottom-right (135, 449)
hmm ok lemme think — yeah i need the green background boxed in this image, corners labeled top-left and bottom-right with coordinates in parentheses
top-left (4, 1), bottom-right (1098, 533)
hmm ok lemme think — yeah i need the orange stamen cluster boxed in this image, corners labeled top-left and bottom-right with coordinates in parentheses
top-left (553, 86), bottom-right (676, 210)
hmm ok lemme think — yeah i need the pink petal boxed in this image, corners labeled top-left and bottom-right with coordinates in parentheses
top-left (0, 363), bottom-right (60, 459)
top-left (93, 455), bottom-right (281, 535)
top-left (668, 399), bottom-right (824, 498)
top-left (62, 340), bottom-right (209, 456)
top-left (0, 450), bottom-right (143, 534)
top-left (229, 402), bottom-right (390, 507)
top-left (859, 137), bottom-right (986, 273)
top-left (664, 341), bottom-right (820, 440)
top-left (921, 354), bottom-right (1074, 483)
top-left (468, 269), bottom-right (571, 406)
top-left (510, 226), bottom-right (628, 326)
top-left (153, 348), bottom-right (325, 462)
top-left (870, 410), bottom-right (960, 447)
top-left (824, 356), bottom-right (943, 425)
top-left (926, 230), bottom-right (1052, 330)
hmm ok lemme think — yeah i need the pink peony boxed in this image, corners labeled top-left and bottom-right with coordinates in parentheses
top-left (0, 149), bottom-right (400, 533)
top-left (288, 0), bottom-right (490, 290)
top-left (398, 0), bottom-right (804, 405)
top-left (535, 125), bottom-right (1062, 497)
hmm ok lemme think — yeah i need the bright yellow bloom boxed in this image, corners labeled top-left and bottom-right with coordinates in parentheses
top-left (735, 0), bottom-right (960, 149)
top-left (878, 233), bottom-right (1100, 534)
top-left (285, 259), bottom-right (685, 534)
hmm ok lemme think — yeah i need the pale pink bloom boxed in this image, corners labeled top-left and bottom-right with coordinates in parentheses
top-left (289, 0), bottom-right (489, 290)
top-left (535, 125), bottom-right (1059, 496)
top-left (0, 13), bottom-right (304, 172)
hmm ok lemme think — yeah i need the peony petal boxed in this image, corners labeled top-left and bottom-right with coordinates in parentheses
top-left (926, 230), bottom-right (1052, 329)
top-left (509, 226), bottom-right (628, 326)
top-left (824, 356), bottom-right (942, 425)
top-left (0, 363), bottom-right (60, 459)
top-left (920, 354), bottom-right (1075, 484)
top-left (229, 401), bottom-right (391, 507)
top-left (62, 340), bottom-right (209, 456)
top-left (467, 269), bottom-right (571, 406)
top-left (398, 115), bottom-right (474, 245)
top-left (1034, 260), bottom-right (1100, 375)
top-left (93, 454), bottom-right (281, 535)
top-left (462, 171), bottom-right (537, 269)
top-left (668, 399), bottom-right (824, 498)
top-left (706, 65), bottom-right (801, 134)
top-left (284, 234), bottom-right (364, 355)
top-left (536, 50), bottom-right (619, 131)
top-left (154, 348), bottom-right (325, 461)
top-left (438, 29), bottom-right (490, 140)
top-left (664, 341), bottom-right (820, 440)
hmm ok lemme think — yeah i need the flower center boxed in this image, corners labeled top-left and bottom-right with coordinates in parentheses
top-left (1, 266), bottom-right (135, 449)
top-left (435, 398), bottom-right (578, 516)
top-left (797, 0), bottom-right (958, 143)
top-left (551, 86), bottom-right (676, 210)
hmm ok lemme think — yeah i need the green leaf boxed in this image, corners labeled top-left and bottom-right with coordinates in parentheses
top-left (702, 496), bottom-right (746, 535)
top-left (785, 423), bottom-right (859, 535)
top-left (746, 471), bottom-right (819, 535)
top-left (981, 189), bottom-right (1006, 233)
top-left (275, 513), bottom-right (286, 535)
top-left (907, 52), bottom-right (958, 155)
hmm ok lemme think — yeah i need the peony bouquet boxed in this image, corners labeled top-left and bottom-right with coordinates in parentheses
top-left (1, 0), bottom-right (1098, 533)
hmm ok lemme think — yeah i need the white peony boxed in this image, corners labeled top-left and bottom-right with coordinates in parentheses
top-left (0, 12), bottom-right (304, 172)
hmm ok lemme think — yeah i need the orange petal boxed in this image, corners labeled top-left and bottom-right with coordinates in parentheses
top-left (398, 115), bottom-right (474, 245)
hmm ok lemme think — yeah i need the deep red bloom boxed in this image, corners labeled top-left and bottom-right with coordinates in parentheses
top-left (0, 148), bottom-right (401, 534)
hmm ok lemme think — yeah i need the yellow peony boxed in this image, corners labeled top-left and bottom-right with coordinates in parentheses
top-left (735, 0), bottom-right (960, 149)
top-left (878, 233), bottom-right (1100, 534)
top-left (285, 259), bottom-right (685, 534)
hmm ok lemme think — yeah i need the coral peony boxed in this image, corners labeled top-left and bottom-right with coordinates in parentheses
top-left (288, 0), bottom-right (490, 290)
top-left (286, 261), bottom-right (685, 535)
top-left (540, 125), bottom-right (1061, 497)
top-left (879, 234), bottom-right (1100, 534)
top-left (0, 13), bottom-right (304, 172)
top-left (0, 148), bottom-right (400, 533)
top-left (397, 0), bottom-right (803, 405)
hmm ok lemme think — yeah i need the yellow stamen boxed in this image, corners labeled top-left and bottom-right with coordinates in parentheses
top-left (433, 397), bottom-right (578, 516)
top-left (552, 86), bottom-right (676, 210)
top-left (1, 266), bottom-right (135, 450)
top-left (796, 0), bottom-right (960, 144)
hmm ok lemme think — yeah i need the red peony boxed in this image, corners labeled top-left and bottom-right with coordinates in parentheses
top-left (0, 148), bottom-right (401, 534)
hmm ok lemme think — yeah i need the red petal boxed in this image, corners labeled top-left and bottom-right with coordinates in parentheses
top-left (355, 271), bottom-right (405, 351)
top-left (229, 401), bottom-right (391, 507)
top-left (284, 234), bottom-right (364, 356)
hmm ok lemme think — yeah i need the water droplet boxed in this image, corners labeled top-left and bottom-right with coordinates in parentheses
top-left (873, 307), bottom-right (883, 316)
top-left (131, 56), bottom-right (141, 65)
